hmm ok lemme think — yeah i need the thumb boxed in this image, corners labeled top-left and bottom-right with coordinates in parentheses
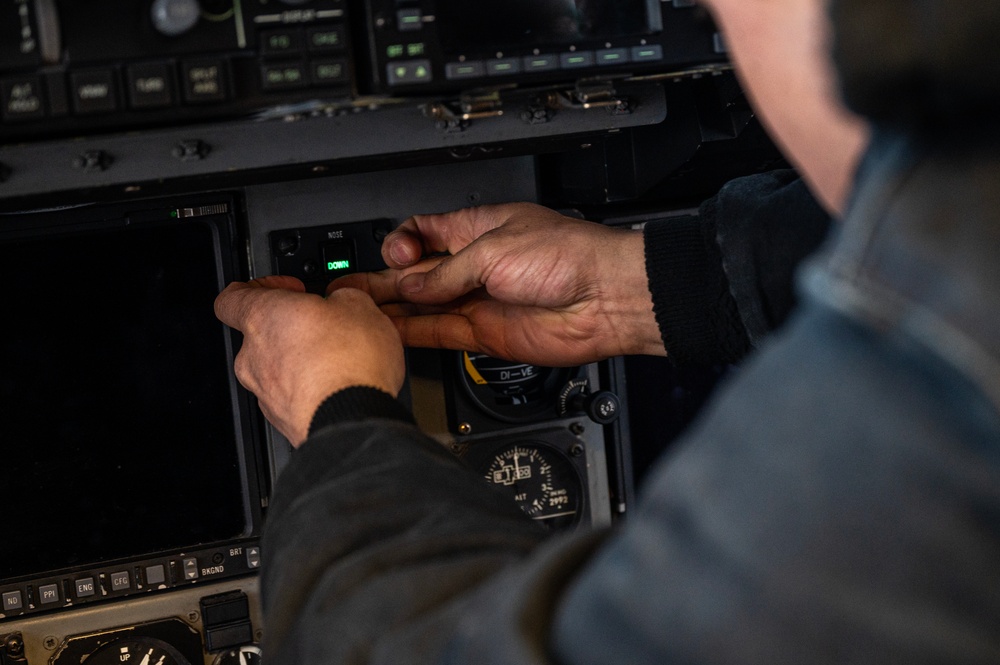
top-left (247, 275), bottom-right (307, 292)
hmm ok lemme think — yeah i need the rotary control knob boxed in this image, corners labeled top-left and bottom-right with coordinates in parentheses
top-left (558, 379), bottom-right (621, 425)
top-left (151, 0), bottom-right (201, 36)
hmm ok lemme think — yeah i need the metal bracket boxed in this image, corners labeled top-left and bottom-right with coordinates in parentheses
top-left (425, 91), bottom-right (504, 132)
top-left (550, 81), bottom-right (633, 115)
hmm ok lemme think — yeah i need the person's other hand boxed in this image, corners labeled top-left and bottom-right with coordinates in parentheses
top-left (215, 276), bottom-right (405, 447)
top-left (330, 203), bottom-right (665, 366)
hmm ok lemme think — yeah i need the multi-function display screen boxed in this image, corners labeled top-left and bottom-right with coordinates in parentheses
top-left (436, 0), bottom-right (661, 52)
top-left (0, 216), bottom-right (247, 580)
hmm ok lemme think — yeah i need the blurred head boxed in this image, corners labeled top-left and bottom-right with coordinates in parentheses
top-left (829, 0), bottom-right (1000, 137)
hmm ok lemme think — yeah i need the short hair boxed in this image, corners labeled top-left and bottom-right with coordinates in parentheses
top-left (829, 0), bottom-right (1000, 134)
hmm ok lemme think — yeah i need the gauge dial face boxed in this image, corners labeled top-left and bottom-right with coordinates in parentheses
top-left (86, 638), bottom-right (190, 665)
top-left (213, 645), bottom-right (263, 665)
top-left (485, 444), bottom-right (582, 530)
top-left (460, 352), bottom-right (571, 422)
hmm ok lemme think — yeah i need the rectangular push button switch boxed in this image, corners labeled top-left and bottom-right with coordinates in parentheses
top-left (76, 577), bottom-right (95, 598)
top-left (322, 241), bottom-right (356, 277)
top-left (2, 590), bottom-right (23, 611)
top-left (111, 571), bottom-right (131, 591)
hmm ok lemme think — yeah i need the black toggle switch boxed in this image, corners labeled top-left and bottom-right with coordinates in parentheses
top-left (172, 139), bottom-right (211, 162)
top-left (73, 150), bottom-right (113, 173)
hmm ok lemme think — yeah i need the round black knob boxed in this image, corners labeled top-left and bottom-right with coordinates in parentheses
top-left (276, 234), bottom-right (300, 256)
top-left (571, 390), bottom-right (621, 425)
top-left (151, 0), bottom-right (201, 36)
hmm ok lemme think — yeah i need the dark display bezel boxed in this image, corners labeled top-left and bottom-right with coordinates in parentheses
top-left (0, 193), bottom-right (266, 621)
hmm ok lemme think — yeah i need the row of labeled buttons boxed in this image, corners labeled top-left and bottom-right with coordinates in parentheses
top-left (260, 24), bottom-right (347, 55)
top-left (0, 60), bottom-right (230, 123)
top-left (448, 46), bottom-right (665, 80)
top-left (386, 45), bottom-right (664, 86)
top-left (0, 549), bottom-right (259, 615)
top-left (260, 58), bottom-right (350, 91)
top-left (1, 568), bottom-right (147, 612)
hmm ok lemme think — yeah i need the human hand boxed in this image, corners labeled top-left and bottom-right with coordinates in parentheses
top-left (329, 203), bottom-right (665, 366)
top-left (214, 276), bottom-right (406, 447)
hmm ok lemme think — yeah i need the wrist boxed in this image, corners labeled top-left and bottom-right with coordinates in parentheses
top-left (308, 386), bottom-right (415, 438)
top-left (597, 228), bottom-right (666, 357)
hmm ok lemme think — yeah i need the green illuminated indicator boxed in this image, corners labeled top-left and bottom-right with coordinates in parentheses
top-left (387, 44), bottom-right (404, 58)
top-left (415, 65), bottom-right (429, 79)
top-left (328, 260), bottom-right (351, 271)
top-left (316, 64), bottom-right (343, 80)
top-left (494, 63), bottom-right (512, 71)
top-left (567, 56), bottom-right (585, 64)
top-left (266, 68), bottom-right (303, 84)
top-left (269, 34), bottom-right (292, 50)
top-left (530, 59), bottom-right (549, 67)
top-left (312, 31), bottom-right (340, 47)
top-left (395, 66), bottom-right (407, 78)
top-left (402, 15), bottom-right (420, 23)
top-left (603, 54), bottom-right (621, 60)
top-left (406, 42), bottom-right (425, 56)
top-left (636, 49), bottom-right (656, 58)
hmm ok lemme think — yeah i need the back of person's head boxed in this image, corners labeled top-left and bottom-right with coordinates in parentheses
top-left (830, 0), bottom-right (1000, 137)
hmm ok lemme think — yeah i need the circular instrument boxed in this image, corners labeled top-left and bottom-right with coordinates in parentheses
top-left (213, 645), bottom-right (263, 665)
top-left (459, 352), bottom-right (571, 422)
top-left (482, 442), bottom-right (583, 530)
top-left (84, 638), bottom-right (190, 665)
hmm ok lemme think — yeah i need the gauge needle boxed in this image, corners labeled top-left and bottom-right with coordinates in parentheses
top-left (137, 651), bottom-right (151, 665)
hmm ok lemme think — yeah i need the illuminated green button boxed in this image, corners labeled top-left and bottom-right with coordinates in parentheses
top-left (523, 54), bottom-right (558, 71)
top-left (630, 44), bottom-right (664, 61)
top-left (322, 241), bottom-right (356, 276)
top-left (396, 9), bottom-right (422, 31)
top-left (387, 44), bottom-right (404, 58)
top-left (312, 59), bottom-right (348, 85)
top-left (261, 63), bottom-right (307, 90)
top-left (307, 25), bottom-right (345, 51)
top-left (487, 58), bottom-right (521, 76)
top-left (406, 42), bottom-right (425, 57)
top-left (386, 59), bottom-right (433, 85)
top-left (596, 48), bottom-right (630, 65)
top-left (260, 29), bottom-right (303, 54)
top-left (445, 61), bottom-right (485, 80)
top-left (559, 51), bottom-right (595, 68)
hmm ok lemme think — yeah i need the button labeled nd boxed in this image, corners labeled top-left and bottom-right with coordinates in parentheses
top-left (2, 590), bottom-right (23, 611)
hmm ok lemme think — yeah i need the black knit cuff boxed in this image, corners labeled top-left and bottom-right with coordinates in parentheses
top-left (308, 386), bottom-right (416, 436)
top-left (643, 215), bottom-right (751, 365)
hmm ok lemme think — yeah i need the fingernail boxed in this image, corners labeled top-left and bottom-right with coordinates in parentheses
top-left (401, 272), bottom-right (425, 294)
top-left (389, 240), bottom-right (414, 266)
